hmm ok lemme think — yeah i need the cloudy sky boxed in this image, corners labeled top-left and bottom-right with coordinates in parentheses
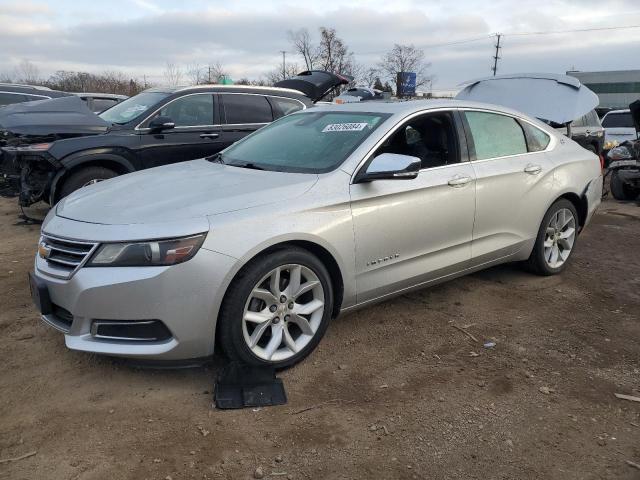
top-left (1, 0), bottom-right (640, 90)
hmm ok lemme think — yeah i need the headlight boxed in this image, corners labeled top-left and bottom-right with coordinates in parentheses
top-left (607, 146), bottom-right (633, 161)
top-left (87, 234), bottom-right (206, 267)
top-left (17, 143), bottom-right (53, 152)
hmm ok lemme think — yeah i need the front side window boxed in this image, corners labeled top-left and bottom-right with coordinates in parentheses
top-left (100, 91), bottom-right (169, 124)
top-left (464, 111), bottom-right (527, 160)
top-left (374, 111), bottom-right (459, 169)
top-left (223, 94), bottom-right (273, 124)
top-left (222, 111), bottom-right (390, 173)
top-left (147, 93), bottom-right (214, 127)
top-left (602, 112), bottom-right (634, 128)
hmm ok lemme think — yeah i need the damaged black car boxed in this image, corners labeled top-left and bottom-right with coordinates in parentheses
top-left (0, 70), bottom-right (351, 207)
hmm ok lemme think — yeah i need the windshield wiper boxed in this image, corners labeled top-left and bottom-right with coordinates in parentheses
top-left (206, 152), bottom-right (225, 164)
top-left (228, 161), bottom-right (266, 171)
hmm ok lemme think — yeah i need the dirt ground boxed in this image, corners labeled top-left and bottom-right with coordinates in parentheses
top-left (0, 195), bottom-right (639, 480)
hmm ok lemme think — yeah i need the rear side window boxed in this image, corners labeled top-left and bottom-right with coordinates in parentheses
top-left (464, 111), bottom-right (527, 160)
top-left (521, 122), bottom-right (551, 152)
top-left (602, 112), bottom-right (634, 128)
top-left (269, 96), bottom-right (304, 118)
top-left (223, 94), bottom-right (273, 124)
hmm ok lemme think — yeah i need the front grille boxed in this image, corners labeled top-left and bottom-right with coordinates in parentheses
top-left (38, 235), bottom-right (98, 279)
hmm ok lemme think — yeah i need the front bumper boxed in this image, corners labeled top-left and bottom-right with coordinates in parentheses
top-left (33, 244), bottom-right (237, 360)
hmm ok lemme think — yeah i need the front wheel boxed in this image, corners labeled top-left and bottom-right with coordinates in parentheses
top-left (58, 166), bottom-right (118, 200)
top-left (525, 199), bottom-right (579, 276)
top-left (217, 247), bottom-right (334, 368)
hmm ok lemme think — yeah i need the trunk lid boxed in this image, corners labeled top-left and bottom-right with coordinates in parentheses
top-left (455, 73), bottom-right (599, 125)
top-left (274, 70), bottom-right (353, 102)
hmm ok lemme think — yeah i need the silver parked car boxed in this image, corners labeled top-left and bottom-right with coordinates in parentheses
top-left (30, 100), bottom-right (602, 367)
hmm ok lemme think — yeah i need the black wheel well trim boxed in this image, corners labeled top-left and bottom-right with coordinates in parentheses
top-left (557, 192), bottom-right (588, 229)
top-left (220, 240), bottom-right (345, 322)
top-left (50, 154), bottom-right (135, 203)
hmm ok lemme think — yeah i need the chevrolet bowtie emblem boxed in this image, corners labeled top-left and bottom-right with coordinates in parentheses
top-left (38, 243), bottom-right (52, 259)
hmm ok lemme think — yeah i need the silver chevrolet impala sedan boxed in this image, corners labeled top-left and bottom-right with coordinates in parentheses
top-left (31, 100), bottom-right (602, 367)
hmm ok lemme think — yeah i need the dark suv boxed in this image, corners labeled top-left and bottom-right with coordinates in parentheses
top-left (0, 71), bottom-right (349, 206)
top-left (553, 109), bottom-right (604, 154)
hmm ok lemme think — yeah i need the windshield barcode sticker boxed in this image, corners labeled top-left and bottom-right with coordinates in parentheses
top-left (322, 123), bottom-right (369, 132)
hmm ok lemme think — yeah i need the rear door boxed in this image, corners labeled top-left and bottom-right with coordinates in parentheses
top-left (216, 93), bottom-right (274, 149)
top-left (136, 93), bottom-right (224, 168)
top-left (462, 110), bottom-right (555, 264)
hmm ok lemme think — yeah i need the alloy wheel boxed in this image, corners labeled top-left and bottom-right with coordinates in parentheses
top-left (543, 208), bottom-right (576, 269)
top-left (242, 264), bottom-right (325, 362)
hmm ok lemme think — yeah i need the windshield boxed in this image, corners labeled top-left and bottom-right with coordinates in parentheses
top-left (602, 112), bottom-right (633, 129)
top-left (99, 92), bottom-right (169, 124)
top-left (222, 111), bottom-right (390, 173)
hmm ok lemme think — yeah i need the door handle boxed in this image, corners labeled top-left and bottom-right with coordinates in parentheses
top-left (200, 133), bottom-right (219, 139)
top-left (524, 164), bottom-right (542, 175)
top-left (447, 175), bottom-right (472, 187)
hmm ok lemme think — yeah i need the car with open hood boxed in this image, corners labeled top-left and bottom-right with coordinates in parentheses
top-left (0, 70), bottom-right (350, 207)
top-left (29, 99), bottom-right (602, 367)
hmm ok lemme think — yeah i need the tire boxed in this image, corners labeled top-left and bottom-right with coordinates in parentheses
top-left (58, 166), bottom-right (118, 199)
top-left (525, 199), bottom-right (579, 276)
top-left (610, 170), bottom-right (640, 201)
top-left (217, 247), bottom-right (334, 368)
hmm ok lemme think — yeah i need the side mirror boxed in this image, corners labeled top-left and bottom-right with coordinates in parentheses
top-left (148, 116), bottom-right (175, 131)
top-left (356, 153), bottom-right (421, 183)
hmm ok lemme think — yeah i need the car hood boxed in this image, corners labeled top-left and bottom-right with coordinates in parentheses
top-left (455, 73), bottom-right (599, 125)
top-left (0, 96), bottom-right (110, 136)
top-left (56, 159), bottom-right (318, 225)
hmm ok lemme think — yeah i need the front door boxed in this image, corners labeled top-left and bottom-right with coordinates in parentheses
top-left (350, 110), bottom-right (476, 304)
top-left (137, 93), bottom-right (224, 168)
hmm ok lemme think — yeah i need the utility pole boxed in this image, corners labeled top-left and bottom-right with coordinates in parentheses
top-left (280, 50), bottom-right (286, 80)
top-left (492, 33), bottom-right (502, 76)
top-left (208, 65), bottom-right (212, 83)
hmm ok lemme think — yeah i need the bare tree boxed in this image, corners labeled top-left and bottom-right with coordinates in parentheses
top-left (15, 59), bottom-right (40, 84)
top-left (264, 62), bottom-right (300, 85)
top-left (205, 62), bottom-right (227, 83)
top-left (0, 72), bottom-right (13, 83)
top-left (45, 70), bottom-right (146, 95)
top-left (362, 67), bottom-right (380, 88)
top-left (163, 62), bottom-right (183, 87)
top-left (186, 63), bottom-right (204, 85)
top-left (379, 44), bottom-right (431, 97)
top-left (288, 28), bottom-right (319, 70)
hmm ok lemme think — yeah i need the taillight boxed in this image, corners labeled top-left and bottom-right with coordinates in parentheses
top-left (599, 154), bottom-right (605, 171)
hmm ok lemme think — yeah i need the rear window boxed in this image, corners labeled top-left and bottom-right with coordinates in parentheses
top-left (92, 98), bottom-right (120, 113)
top-left (269, 96), bottom-right (304, 118)
top-left (602, 112), bottom-right (634, 128)
top-left (223, 94), bottom-right (273, 124)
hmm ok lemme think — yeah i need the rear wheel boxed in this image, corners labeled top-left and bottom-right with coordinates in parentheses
top-left (525, 199), bottom-right (578, 276)
top-left (217, 247), bottom-right (334, 368)
top-left (58, 166), bottom-right (118, 200)
top-left (610, 170), bottom-right (640, 201)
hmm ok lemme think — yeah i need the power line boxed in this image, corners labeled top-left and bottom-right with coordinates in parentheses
top-left (505, 24), bottom-right (640, 36)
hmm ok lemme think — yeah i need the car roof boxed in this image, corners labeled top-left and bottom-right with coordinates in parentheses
top-left (144, 84), bottom-right (308, 98)
top-left (70, 92), bottom-right (129, 99)
top-left (0, 83), bottom-right (71, 97)
top-left (309, 99), bottom-right (541, 120)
